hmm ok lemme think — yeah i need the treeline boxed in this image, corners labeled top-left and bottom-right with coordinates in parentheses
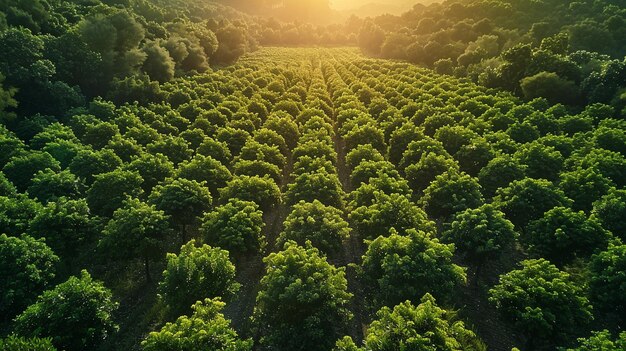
top-left (356, 0), bottom-right (626, 111)
top-left (0, 0), bottom-right (255, 119)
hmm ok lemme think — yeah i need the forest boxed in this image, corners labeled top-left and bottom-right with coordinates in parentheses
top-left (0, 0), bottom-right (625, 350)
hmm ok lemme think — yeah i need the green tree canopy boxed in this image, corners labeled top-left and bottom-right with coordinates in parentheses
top-left (201, 198), bottom-right (265, 254)
top-left (526, 207), bottom-right (611, 266)
top-left (141, 298), bottom-right (251, 351)
top-left (489, 259), bottom-right (592, 348)
top-left (278, 200), bottom-right (349, 255)
top-left (0, 234), bottom-right (58, 324)
top-left (442, 204), bottom-right (517, 268)
top-left (253, 242), bottom-right (352, 351)
top-left (158, 240), bottom-right (239, 317)
top-left (15, 270), bottom-right (118, 351)
top-left (360, 228), bottom-right (466, 309)
top-left (100, 198), bottom-right (172, 282)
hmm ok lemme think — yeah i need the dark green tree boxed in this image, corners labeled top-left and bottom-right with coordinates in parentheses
top-left (526, 207), bottom-right (611, 266)
top-left (158, 240), bottom-right (239, 317)
top-left (0, 234), bottom-right (58, 324)
top-left (442, 204), bottom-right (517, 271)
top-left (422, 171), bottom-right (483, 219)
top-left (148, 178), bottom-right (212, 242)
top-left (360, 228), bottom-right (466, 309)
top-left (589, 243), bottom-right (626, 319)
top-left (278, 200), bottom-right (349, 255)
top-left (201, 198), bottom-right (265, 254)
top-left (141, 298), bottom-right (252, 351)
top-left (86, 170), bottom-right (143, 217)
top-left (14, 270), bottom-right (118, 351)
top-left (489, 259), bottom-right (592, 349)
top-left (100, 198), bottom-right (172, 282)
top-left (253, 242), bottom-right (352, 351)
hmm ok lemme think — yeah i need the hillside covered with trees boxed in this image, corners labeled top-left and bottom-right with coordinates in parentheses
top-left (1, 1), bottom-right (625, 351)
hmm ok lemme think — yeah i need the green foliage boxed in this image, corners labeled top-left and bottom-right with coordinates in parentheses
top-left (3, 151), bottom-right (61, 192)
top-left (15, 270), bottom-right (118, 351)
top-left (0, 234), bottom-right (58, 323)
top-left (489, 259), bottom-right (592, 347)
top-left (149, 178), bottom-right (212, 232)
top-left (422, 171), bottom-right (484, 219)
top-left (285, 169), bottom-right (344, 208)
top-left (158, 240), bottom-right (239, 317)
top-left (100, 198), bottom-right (172, 281)
top-left (28, 198), bottom-right (101, 262)
top-left (494, 178), bottom-right (572, 228)
top-left (564, 330), bottom-right (626, 351)
top-left (253, 242), bottom-right (352, 351)
top-left (201, 198), bottom-right (265, 254)
top-left (526, 207), bottom-right (611, 266)
top-left (87, 170), bottom-right (143, 217)
top-left (589, 243), bottom-right (626, 317)
top-left (520, 72), bottom-right (580, 105)
top-left (360, 229), bottom-right (466, 309)
top-left (592, 189), bottom-right (626, 240)
top-left (359, 294), bottom-right (484, 351)
top-left (219, 175), bottom-right (280, 210)
top-left (0, 336), bottom-right (56, 351)
top-left (278, 200), bottom-right (349, 255)
top-left (442, 204), bottom-right (517, 266)
top-left (142, 298), bottom-right (252, 351)
top-left (350, 192), bottom-right (435, 240)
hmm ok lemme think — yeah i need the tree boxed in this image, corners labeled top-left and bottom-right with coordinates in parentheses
top-left (404, 153), bottom-right (459, 194)
top-left (253, 242), bottom-right (352, 351)
top-left (0, 336), bottom-right (56, 351)
top-left (589, 243), bottom-right (626, 318)
top-left (345, 143), bottom-right (385, 171)
top-left (278, 200), bottom-right (349, 255)
top-left (69, 148), bottom-right (123, 185)
top-left (142, 41), bottom-right (175, 83)
top-left (349, 192), bottom-right (435, 240)
top-left (100, 198), bottom-right (172, 282)
top-left (442, 204), bottom-right (517, 271)
top-left (176, 155), bottom-right (232, 197)
top-left (86, 170), bottom-right (143, 217)
top-left (0, 194), bottom-right (42, 236)
top-left (28, 198), bottom-right (101, 266)
top-left (494, 178), bottom-right (572, 229)
top-left (514, 143), bottom-right (564, 181)
top-left (219, 175), bottom-right (281, 210)
top-left (201, 198), bottom-right (265, 255)
top-left (27, 169), bottom-right (82, 203)
top-left (592, 189), bottom-right (626, 240)
top-left (285, 169), bottom-right (344, 208)
top-left (421, 171), bottom-right (484, 219)
top-left (340, 294), bottom-right (485, 351)
top-left (158, 240), bottom-right (239, 318)
top-left (358, 21), bottom-right (385, 55)
top-left (3, 151), bottom-right (61, 192)
top-left (489, 259), bottom-right (592, 348)
top-left (526, 207), bottom-right (611, 266)
top-left (520, 72), bottom-right (580, 105)
top-left (560, 168), bottom-right (613, 212)
top-left (565, 330), bottom-right (626, 351)
top-left (142, 298), bottom-right (252, 351)
top-left (124, 152), bottom-right (175, 193)
top-left (360, 229), bottom-right (466, 309)
top-left (149, 178), bottom-right (212, 242)
top-left (14, 270), bottom-right (118, 351)
top-left (0, 234), bottom-right (58, 324)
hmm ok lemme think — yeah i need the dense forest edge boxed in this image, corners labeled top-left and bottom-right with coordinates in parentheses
top-left (1, 0), bottom-right (625, 351)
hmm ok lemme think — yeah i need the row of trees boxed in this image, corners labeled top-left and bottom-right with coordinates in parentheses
top-left (2, 46), bottom-right (626, 350)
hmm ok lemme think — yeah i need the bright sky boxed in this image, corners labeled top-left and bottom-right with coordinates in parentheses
top-left (331, 0), bottom-right (417, 10)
